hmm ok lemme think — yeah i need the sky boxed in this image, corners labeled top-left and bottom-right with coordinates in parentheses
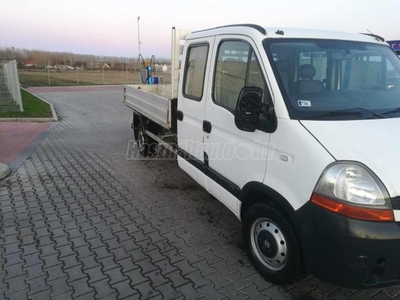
top-left (1, 0), bottom-right (399, 59)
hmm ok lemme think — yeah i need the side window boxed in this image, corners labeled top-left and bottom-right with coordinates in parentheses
top-left (213, 40), bottom-right (269, 112)
top-left (248, 52), bottom-right (266, 91)
top-left (183, 44), bottom-right (208, 101)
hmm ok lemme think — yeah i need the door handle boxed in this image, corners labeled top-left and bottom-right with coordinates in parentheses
top-left (203, 120), bottom-right (212, 133)
top-left (177, 110), bottom-right (184, 121)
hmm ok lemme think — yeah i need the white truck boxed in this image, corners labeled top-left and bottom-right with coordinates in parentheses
top-left (124, 24), bottom-right (400, 288)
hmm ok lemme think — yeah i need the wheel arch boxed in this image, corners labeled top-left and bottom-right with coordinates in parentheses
top-left (239, 182), bottom-right (296, 222)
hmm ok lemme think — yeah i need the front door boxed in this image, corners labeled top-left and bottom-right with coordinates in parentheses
top-left (203, 36), bottom-right (272, 213)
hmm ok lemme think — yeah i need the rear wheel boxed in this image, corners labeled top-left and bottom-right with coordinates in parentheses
top-left (137, 124), bottom-right (149, 156)
top-left (136, 117), bottom-right (157, 157)
top-left (243, 203), bottom-right (304, 285)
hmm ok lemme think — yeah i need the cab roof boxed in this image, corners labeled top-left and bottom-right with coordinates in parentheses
top-left (186, 24), bottom-right (386, 45)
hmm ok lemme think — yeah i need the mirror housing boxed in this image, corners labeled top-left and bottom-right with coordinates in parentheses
top-left (234, 87), bottom-right (263, 132)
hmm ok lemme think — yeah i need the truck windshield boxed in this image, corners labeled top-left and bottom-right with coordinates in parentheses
top-left (263, 39), bottom-right (400, 120)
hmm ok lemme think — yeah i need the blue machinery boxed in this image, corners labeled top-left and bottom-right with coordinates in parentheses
top-left (388, 40), bottom-right (400, 55)
top-left (139, 54), bottom-right (159, 84)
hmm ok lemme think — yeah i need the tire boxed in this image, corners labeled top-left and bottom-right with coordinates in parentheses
top-left (137, 122), bottom-right (157, 157)
top-left (243, 203), bottom-right (304, 285)
top-left (137, 124), bottom-right (150, 156)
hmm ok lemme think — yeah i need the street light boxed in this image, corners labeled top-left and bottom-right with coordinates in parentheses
top-left (137, 16), bottom-right (141, 72)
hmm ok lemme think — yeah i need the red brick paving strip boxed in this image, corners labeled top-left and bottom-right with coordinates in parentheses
top-left (0, 122), bottom-right (52, 164)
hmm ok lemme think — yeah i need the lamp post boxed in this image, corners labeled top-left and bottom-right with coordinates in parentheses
top-left (137, 16), bottom-right (141, 72)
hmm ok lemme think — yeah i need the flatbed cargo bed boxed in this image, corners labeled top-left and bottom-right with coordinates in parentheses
top-left (123, 84), bottom-right (177, 130)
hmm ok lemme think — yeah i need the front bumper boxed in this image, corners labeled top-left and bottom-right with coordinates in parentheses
top-left (294, 201), bottom-right (400, 288)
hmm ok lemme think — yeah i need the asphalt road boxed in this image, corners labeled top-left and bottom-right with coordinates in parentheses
top-left (0, 85), bottom-right (398, 299)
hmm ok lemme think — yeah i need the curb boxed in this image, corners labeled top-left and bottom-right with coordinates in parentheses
top-left (0, 163), bottom-right (11, 180)
top-left (0, 117), bottom-right (55, 122)
top-left (0, 89), bottom-right (58, 123)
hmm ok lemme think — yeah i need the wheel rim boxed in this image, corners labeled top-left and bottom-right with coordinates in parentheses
top-left (250, 218), bottom-right (288, 271)
top-left (138, 129), bottom-right (145, 152)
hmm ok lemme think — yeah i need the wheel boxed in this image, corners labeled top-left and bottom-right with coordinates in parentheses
top-left (243, 203), bottom-right (304, 285)
top-left (137, 122), bottom-right (157, 157)
top-left (137, 124), bottom-right (149, 156)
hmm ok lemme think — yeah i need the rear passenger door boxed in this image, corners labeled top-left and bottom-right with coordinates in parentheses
top-left (177, 37), bottom-right (215, 189)
top-left (203, 36), bottom-right (272, 214)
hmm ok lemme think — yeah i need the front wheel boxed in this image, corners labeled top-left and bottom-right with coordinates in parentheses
top-left (243, 203), bottom-right (304, 285)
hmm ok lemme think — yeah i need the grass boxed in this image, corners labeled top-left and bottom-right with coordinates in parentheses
top-left (19, 70), bottom-right (171, 87)
top-left (0, 89), bottom-right (52, 118)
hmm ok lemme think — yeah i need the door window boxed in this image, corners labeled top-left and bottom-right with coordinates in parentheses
top-left (183, 44), bottom-right (209, 101)
top-left (213, 40), bottom-right (269, 112)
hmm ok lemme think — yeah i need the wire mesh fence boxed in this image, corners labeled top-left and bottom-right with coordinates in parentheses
top-left (18, 69), bottom-right (171, 87)
top-left (0, 61), bottom-right (23, 112)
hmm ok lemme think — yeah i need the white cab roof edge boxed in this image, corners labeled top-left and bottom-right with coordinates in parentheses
top-left (186, 24), bottom-right (387, 46)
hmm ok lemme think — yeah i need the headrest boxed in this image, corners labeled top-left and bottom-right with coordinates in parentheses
top-left (299, 64), bottom-right (316, 79)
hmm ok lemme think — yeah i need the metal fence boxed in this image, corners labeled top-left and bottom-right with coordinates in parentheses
top-left (0, 60), bottom-right (23, 112)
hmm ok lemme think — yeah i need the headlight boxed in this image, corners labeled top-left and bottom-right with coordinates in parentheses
top-left (315, 162), bottom-right (391, 209)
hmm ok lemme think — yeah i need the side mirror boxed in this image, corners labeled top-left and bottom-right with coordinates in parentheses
top-left (234, 87), bottom-right (263, 132)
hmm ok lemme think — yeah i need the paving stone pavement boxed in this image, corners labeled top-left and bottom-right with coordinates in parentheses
top-left (1, 86), bottom-right (400, 300)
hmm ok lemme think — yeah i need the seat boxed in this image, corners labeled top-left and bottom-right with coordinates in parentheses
top-left (297, 64), bottom-right (325, 94)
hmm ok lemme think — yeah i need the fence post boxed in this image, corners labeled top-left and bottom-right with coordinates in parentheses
top-left (1, 60), bottom-right (23, 112)
top-left (13, 61), bottom-right (23, 111)
top-left (48, 67), bottom-right (51, 86)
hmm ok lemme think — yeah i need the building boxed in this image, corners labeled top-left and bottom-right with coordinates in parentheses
top-left (23, 60), bottom-right (38, 67)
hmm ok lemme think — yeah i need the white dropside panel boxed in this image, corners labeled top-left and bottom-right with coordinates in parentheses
top-left (123, 84), bottom-right (171, 129)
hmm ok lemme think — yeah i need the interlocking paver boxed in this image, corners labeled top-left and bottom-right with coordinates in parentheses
top-left (154, 282), bottom-right (182, 299)
top-left (242, 284), bottom-right (271, 300)
top-left (25, 263), bottom-right (46, 279)
top-left (145, 270), bottom-right (169, 287)
top-left (124, 269), bottom-right (148, 286)
top-left (80, 255), bottom-right (101, 271)
top-left (134, 281), bottom-right (160, 299)
top-left (198, 282), bottom-right (227, 299)
top-left (49, 277), bottom-right (73, 296)
top-left (6, 288), bottom-right (30, 300)
top-left (27, 275), bottom-right (51, 295)
top-left (5, 263), bottom-right (25, 279)
top-left (69, 277), bottom-right (94, 298)
top-left (111, 280), bottom-right (138, 299)
top-left (29, 289), bottom-right (52, 300)
top-left (185, 270), bottom-right (212, 289)
top-left (85, 266), bottom-right (108, 284)
top-left (52, 291), bottom-right (74, 300)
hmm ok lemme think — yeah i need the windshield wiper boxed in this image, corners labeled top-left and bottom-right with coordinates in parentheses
top-left (382, 107), bottom-right (400, 116)
top-left (306, 107), bottom-right (386, 120)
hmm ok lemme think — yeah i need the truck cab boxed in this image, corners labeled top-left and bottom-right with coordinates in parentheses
top-left (178, 25), bottom-right (400, 287)
top-left (124, 24), bottom-right (400, 288)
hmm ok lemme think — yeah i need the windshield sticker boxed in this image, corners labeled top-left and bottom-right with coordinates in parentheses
top-left (298, 100), bottom-right (312, 107)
